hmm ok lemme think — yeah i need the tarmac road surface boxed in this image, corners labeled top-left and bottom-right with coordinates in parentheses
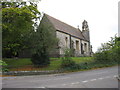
top-left (2, 66), bottom-right (119, 88)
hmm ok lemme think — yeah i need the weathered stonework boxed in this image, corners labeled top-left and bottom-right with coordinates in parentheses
top-left (56, 31), bottom-right (91, 57)
top-left (39, 14), bottom-right (93, 57)
top-left (56, 31), bottom-right (70, 55)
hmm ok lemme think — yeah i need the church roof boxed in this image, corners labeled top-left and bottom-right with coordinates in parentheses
top-left (44, 14), bottom-right (86, 40)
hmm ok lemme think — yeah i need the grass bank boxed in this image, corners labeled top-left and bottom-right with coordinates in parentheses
top-left (3, 57), bottom-right (117, 72)
top-left (3, 57), bottom-right (94, 71)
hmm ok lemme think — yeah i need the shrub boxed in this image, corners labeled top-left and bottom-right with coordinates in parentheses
top-left (61, 57), bottom-right (76, 68)
top-left (31, 48), bottom-right (50, 67)
top-left (94, 51), bottom-right (110, 64)
top-left (61, 49), bottom-right (76, 69)
top-left (112, 41), bottom-right (120, 64)
top-left (78, 62), bottom-right (90, 69)
top-left (0, 60), bottom-right (9, 72)
top-left (93, 36), bottom-right (120, 65)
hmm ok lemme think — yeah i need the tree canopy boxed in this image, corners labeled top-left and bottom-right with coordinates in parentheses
top-left (31, 15), bottom-right (59, 66)
top-left (2, 2), bottom-right (40, 57)
top-left (94, 36), bottom-right (120, 64)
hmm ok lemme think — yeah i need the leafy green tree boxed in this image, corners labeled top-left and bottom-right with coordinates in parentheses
top-left (111, 37), bottom-right (120, 63)
top-left (31, 15), bottom-right (59, 66)
top-left (94, 36), bottom-right (120, 64)
top-left (2, 2), bottom-right (40, 57)
top-left (2, 2), bottom-right (27, 8)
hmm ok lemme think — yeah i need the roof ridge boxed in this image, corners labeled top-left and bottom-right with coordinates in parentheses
top-left (44, 13), bottom-right (86, 40)
top-left (45, 13), bottom-right (81, 31)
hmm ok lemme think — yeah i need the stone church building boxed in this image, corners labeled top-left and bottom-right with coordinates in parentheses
top-left (40, 14), bottom-right (92, 57)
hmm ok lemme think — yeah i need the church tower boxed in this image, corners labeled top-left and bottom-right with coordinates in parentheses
top-left (82, 20), bottom-right (92, 56)
top-left (82, 20), bottom-right (90, 41)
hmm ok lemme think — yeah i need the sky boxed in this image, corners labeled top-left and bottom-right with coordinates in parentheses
top-left (37, 0), bottom-right (119, 52)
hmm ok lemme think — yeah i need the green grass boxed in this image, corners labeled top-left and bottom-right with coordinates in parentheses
top-left (40, 60), bottom-right (62, 70)
top-left (2, 57), bottom-right (117, 72)
top-left (3, 58), bottom-right (32, 66)
top-left (71, 57), bottom-right (94, 63)
top-left (43, 57), bottom-right (94, 70)
top-left (3, 57), bottom-right (94, 71)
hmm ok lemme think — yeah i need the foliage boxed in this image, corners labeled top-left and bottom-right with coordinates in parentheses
top-left (32, 15), bottom-right (59, 53)
top-left (3, 57), bottom-right (93, 70)
top-left (61, 57), bottom-right (76, 68)
top-left (112, 37), bottom-right (120, 64)
top-left (64, 48), bottom-right (75, 57)
top-left (30, 15), bottom-right (59, 66)
top-left (0, 60), bottom-right (8, 72)
top-left (61, 49), bottom-right (76, 68)
top-left (3, 56), bottom-right (117, 72)
top-left (31, 48), bottom-right (50, 66)
top-left (2, 2), bottom-right (40, 58)
top-left (94, 51), bottom-right (110, 63)
top-left (94, 36), bottom-right (120, 64)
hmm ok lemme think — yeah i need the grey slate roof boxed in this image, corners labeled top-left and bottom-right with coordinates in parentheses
top-left (45, 14), bottom-right (85, 40)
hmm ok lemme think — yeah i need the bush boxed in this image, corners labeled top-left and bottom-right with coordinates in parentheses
top-left (31, 49), bottom-right (50, 67)
top-left (112, 41), bottom-right (120, 64)
top-left (78, 62), bottom-right (91, 69)
top-left (93, 36), bottom-right (120, 65)
top-left (61, 49), bottom-right (76, 69)
top-left (0, 60), bottom-right (9, 72)
top-left (93, 51), bottom-right (110, 64)
top-left (61, 57), bottom-right (76, 68)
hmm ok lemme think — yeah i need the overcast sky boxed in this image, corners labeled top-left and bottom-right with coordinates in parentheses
top-left (37, 0), bottom-right (119, 52)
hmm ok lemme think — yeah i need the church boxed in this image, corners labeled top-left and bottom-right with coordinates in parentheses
top-left (39, 14), bottom-right (93, 57)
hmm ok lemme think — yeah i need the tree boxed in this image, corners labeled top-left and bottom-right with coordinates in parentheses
top-left (94, 36), bottom-right (120, 64)
top-left (111, 37), bottom-right (120, 63)
top-left (31, 15), bottom-right (59, 66)
top-left (2, 2), bottom-right (40, 57)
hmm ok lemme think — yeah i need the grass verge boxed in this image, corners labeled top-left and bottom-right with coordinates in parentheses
top-left (3, 57), bottom-right (93, 71)
top-left (2, 57), bottom-right (117, 72)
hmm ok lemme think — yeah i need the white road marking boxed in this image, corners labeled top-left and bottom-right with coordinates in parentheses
top-left (37, 87), bottom-right (46, 88)
top-left (90, 79), bottom-right (97, 81)
top-left (71, 83), bottom-right (76, 85)
top-left (81, 75), bottom-right (117, 83)
top-left (98, 78), bottom-right (104, 80)
top-left (62, 82), bottom-right (80, 86)
top-left (82, 80), bottom-right (88, 83)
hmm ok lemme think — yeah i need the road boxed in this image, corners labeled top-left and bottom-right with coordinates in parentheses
top-left (2, 66), bottom-right (119, 88)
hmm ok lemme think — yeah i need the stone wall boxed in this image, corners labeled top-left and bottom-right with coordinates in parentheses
top-left (81, 40), bottom-right (90, 56)
top-left (71, 37), bottom-right (81, 56)
top-left (56, 31), bottom-right (91, 57)
top-left (56, 31), bottom-right (70, 55)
